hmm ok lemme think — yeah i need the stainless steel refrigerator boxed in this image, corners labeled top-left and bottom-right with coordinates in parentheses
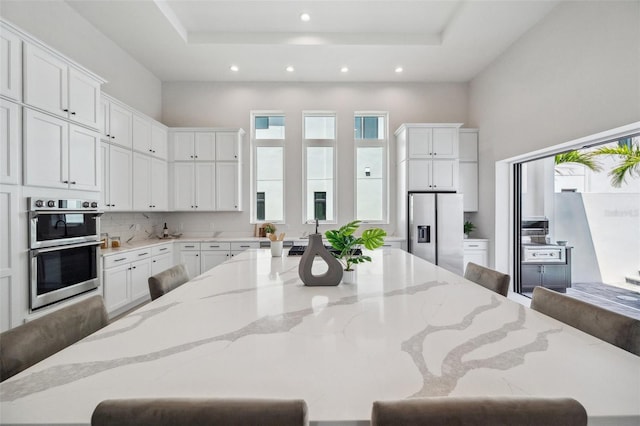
top-left (408, 192), bottom-right (464, 275)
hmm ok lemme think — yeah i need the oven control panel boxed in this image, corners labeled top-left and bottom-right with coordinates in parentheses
top-left (29, 198), bottom-right (99, 211)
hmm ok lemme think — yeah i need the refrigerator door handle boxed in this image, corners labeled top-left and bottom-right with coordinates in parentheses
top-left (418, 225), bottom-right (430, 243)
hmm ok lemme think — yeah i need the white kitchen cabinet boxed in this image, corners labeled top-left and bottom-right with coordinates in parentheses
top-left (177, 242), bottom-right (201, 277)
top-left (408, 159), bottom-right (458, 191)
top-left (0, 185), bottom-right (20, 332)
top-left (201, 242), bottom-right (232, 272)
top-left (101, 142), bottom-right (132, 211)
top-left (103, 248), bottom-right (151, 316)
top-left (107, 101), bottom-right (133, 148)
top-left (151, 123), bottom-right (168, 160)
top-left (215, 131), bottom-right (240, 161)
top-left (151, 244), bottom-right (174, 275)
top-left (0, 25), bottom-right (22, 101)
top-left (24, 108), bottom-right (99, 191)
top-left (172, 131), bottom-right (216, 161)
top-left (459, 129), bottom-right (479, 212)
top-left (216, 162), bottom-right (240, 211)
top-left (406, 126), bottom-right (458, 159)
top-left (463, 239), bottom-right (489, 271)
top-left (24, 43), bottom-right (101, 130)
top-left (132, 153), bottom-right (168, 211)
top-left (0, 99), bottom-right (21, 184)
top-left (133, 115), bottom-right (168, 160)
top-left (172, 162), bottom-right (216, 210)
top-left (230, 241), bottom-right (260, 257)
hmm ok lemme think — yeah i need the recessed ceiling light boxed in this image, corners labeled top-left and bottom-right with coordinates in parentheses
top-left (230, 65), bottom-right (239, 72)
top-left (395, 67), bottom-right (404, 73)
top-left (286, 66), bottom-right (295, 72)
top-left (340, 66), bottom-right (349, 73)
top-left (300, 13), bottom-right (311, 22)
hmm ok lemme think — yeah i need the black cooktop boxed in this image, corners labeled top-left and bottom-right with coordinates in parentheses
top-left (288, 245), bottom-right (362, 256)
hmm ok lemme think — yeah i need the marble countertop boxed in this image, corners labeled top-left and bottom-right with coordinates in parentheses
top-left (1, 249), bottom-right (638, 425)
top-left (101, 235), bottom-right (405, 256)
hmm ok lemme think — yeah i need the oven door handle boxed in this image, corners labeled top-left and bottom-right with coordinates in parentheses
top-left (30, 211), bottom-right (104, 219)
top-left (31, 241), bottom-right (102, 256)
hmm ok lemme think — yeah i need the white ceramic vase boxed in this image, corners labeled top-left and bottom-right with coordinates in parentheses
top-left (342, 269), bottom-right (357, 284)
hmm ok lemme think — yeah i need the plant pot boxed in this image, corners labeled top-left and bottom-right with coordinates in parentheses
top-left (464, 234), bottom-right (469, 239)
top-left (342, 269), bottom-right (357, 284)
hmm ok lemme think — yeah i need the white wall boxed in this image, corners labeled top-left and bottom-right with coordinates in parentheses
top-left (468, 1), bottom-right (640, 270)
top-left (162, 82), bottom-right (469, 236)
top-left (0, 0), bottom-right (162, 119)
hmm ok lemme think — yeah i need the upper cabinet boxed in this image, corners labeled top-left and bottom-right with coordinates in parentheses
top-left (173, 131), bottom-right (216, 161)
top-left (404, 126), bottom-right (459, 159)
top-left (107, 100), bottom-right (133, 148)
top-left (23, 43), bottom-right (103, 130)
top-left (151, 123), bottom-right (168, 160)
top-left (0, 99), bottom-right (21, 184)
top-left (133, 114), bottom-right (168, 160)
top-left (459, 129), bottom-right (479, 212)
top-left (0, 26), bottom-right (22, 101)
top-left (215, 131), bottom-right (240, 161)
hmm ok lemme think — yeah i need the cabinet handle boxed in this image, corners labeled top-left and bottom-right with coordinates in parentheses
top-left (111, 136), bottom-right (115, 139)
top-left (468, 244), bottom-right (479, 247)
top-left (63, 180), bottom-right (69, 184)
top-left (196, 254), bottom-right (199, 257)
top-left (63, 109), bottom-right (69, 112)
top-left (114, 258), bottom-right (127, 262)
top-left (153, 260), bottom-right (156, 263)
top-left (184, 245), bottom-right (196, 248)
top-left (159, 248), bottom-right (168, 251)
top-left (190, 155), bottom-right (194, 159)
top-left (239, 245), bottom-right (250, 248)
top-left (433, 152), bottom-right (437, 155)
top-left (70, 181), bottom-right (76, 185)
top-left (132, 266), bottom-right (136, 269)
top-left (138, 252), bottom-right (149, 256)
top-left (106, 134), bottom-right (111, 137)
top-left (71, 111), bottom-right (76, 115)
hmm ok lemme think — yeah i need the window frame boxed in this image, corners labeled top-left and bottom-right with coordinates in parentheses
top-left (302, 110), bottom-right (338, 224)
top-left (250, 111), bottom-right (286, 224)
top-left (354, 111), bottom-right (389, 224)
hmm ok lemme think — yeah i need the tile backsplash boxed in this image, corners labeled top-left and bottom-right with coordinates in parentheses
top-left (101, 212), bottom-right (168, 244)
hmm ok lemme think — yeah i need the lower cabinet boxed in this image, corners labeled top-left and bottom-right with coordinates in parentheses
top-left (103, 244), bottom-right (175, 317)
top-left (177, 241), bottom-right (260, 277)
top-left (463, 239), bottom-right (489, 271)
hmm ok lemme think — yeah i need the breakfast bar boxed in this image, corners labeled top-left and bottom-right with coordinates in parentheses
top-left (1, 249), bottom-right (639, 425)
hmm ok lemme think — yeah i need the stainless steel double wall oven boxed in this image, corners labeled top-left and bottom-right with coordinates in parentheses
top-left (29, 198), bottom-right (102, 310)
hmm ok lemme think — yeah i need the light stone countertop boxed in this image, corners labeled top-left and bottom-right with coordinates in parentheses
top-left (1, 249), bottom-right (637, 425)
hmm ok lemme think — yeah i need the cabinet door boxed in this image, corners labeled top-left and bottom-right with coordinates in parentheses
top-left (0, 28), bottom-right (22, 101)
top-left (216, 162), bottom-right (239, 211)
top-left (195, 132), bottom-right (216, 161)
top-left (195, 162), bottom-right (216, 210)
top-left (173, 132), bottom-right (195, 161)
top-left (151, 158), bottom-right (168, 210)
top-left (407, 159), bottom-right (432, 191)
top-left (215, 132), bottom-right (239, 161)
top-left (24, 108), bottom-right (68, 189)
top-left (201, 251), bottom-right (228, 273)
top-left (100, 142), bottom-right (110, 208)
top-left (431, 160), bottom-right (458, 191)
top-left (103, 264), bottom-right (130, 314)
top-left (68, 124), bottom-right (100, 191)
top-left (108, 145), bottom-right (133, 210)
top-left (109, 102), bottom-right (132, 148)
top-left (431, 128), bottom-right (457, 158)
top-left (99, 98), bottom-right (110, 139)
top-left (179, 251), bottom-right (201, 278)
top-left (130, 258), bottom-right (151, 302)
top-left (132, 152), bottom-right (152, 210)
top-left (68, 67), bottom-right (100, 129)
top-left (173, 162), bottom-right (195, 210)
top-left (151, 252), bottom-right (173, 275)
top-left (459, 162), bottom-right (478, 212)
top-left (0, 99), bottom-right (20, 184)
top-left (407, 127), bottom-right (432, 158)
top-left (151, 123), bottom-right (168, 160)
top-left (459, 131), bottom-right (478, 162)
top-left (541, 265), bottom-right (569, 290)
top-left (132, 114), bottom-right (152, 154)
top-left (24, 43), bottom-right (68, 118)
top-left (521, 265), bottom-right (542, 292)
top-left (463, 251), bottom-right (488, 271)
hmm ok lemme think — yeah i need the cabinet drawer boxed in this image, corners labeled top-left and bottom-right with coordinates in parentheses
top-left (103, 253), bottom-right (134, 269)
top-left (176, 242), bottom-right (200, 251)
top-left (231, 242), bottom-right (260, 251)
top-left (201, 242), bottom-right (231, 251)
top-left (382, 241), bottom-right (403, 248)
top-left (464, 240), bottom-right (488, 250)
top-left (151, 244), bottom-right (173, 256)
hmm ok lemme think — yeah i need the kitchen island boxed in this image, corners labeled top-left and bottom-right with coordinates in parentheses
top-left (1, 249), bottom-right (638, 425)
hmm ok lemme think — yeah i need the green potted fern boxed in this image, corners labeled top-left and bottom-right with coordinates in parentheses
top-left (325, 220), bottom-right (387, 283)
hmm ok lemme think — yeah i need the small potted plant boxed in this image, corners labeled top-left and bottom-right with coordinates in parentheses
top-left (463, 220), bottom-right (476, 239)
top-left (325, 220), bottom-right (387, 283)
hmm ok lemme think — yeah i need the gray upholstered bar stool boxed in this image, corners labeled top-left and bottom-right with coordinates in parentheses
top-left (148, 264), bottom-right (189, 301)
top-left (464, 262), bottom-right (511, 297)
top-left (531, 286), bottom-right (640, 356)
top-left (0, 295), bottom-right (109, 382)
top-left (371, 396), bottom-right (587, 426)
top-left (91, 398), bottom-right (308, 426)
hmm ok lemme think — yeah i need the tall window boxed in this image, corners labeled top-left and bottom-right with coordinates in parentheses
top-left (303, 112), bottom-right (336, 223)
top-left (355, 112), bottom-right (388, 223)
top-left (251, 112), bottom-right (285, 223)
